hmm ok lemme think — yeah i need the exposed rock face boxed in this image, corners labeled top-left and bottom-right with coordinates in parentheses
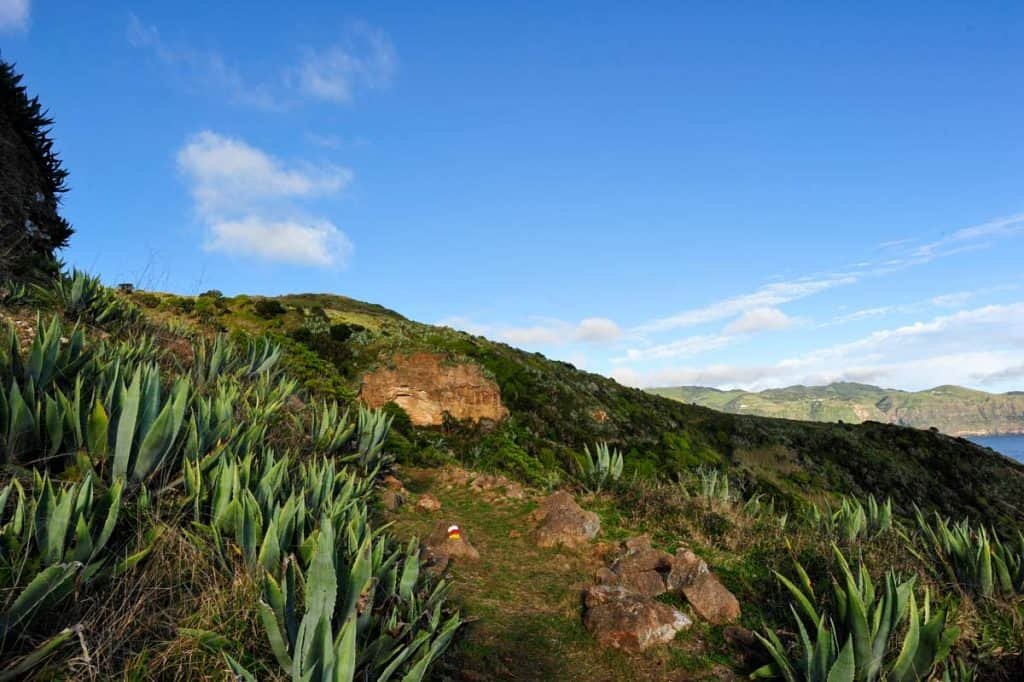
top-left (359, 353), bottom-right (509, 426)
top-left (583, 585), bottom-right (691, 651)
top-left (668, 548), bottom-right (741, 625)
top-left (531, 491), bottom-right (601, 548)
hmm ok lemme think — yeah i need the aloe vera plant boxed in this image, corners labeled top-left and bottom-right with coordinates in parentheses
top-left (753, 544), bottom-right (958, 681)
top-left (578, 441), bottom-right (624, 493)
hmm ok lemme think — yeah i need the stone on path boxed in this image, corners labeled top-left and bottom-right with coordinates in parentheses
top-left (583, 585), bottom-right (692, 652)
top-left (421, 520), bottom-right (480, 573)
top-left (531, 491), bottom-right (601, 549)
top-left (667, 548), bottom-right (741, 625)
top-left (416, 493), bottom-right (442, 513)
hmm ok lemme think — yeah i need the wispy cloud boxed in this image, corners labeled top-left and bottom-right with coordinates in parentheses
top-left (128, 15), bottom-right (396, 109)
top-left (910, 213), bottom-right (1024, 261)
top-left (0, 0), bottom-right (28, 32)
top-left (177, 131), bottom-right (353, 267)
top-left (724, 307), bottom-right (795, 334)
top-left (618, 302), bottom-right (1024, 391)
top-left (295, 23), bottom-right (396, 103)
top-left (634, 275), bottom-right (855, 334)
top-left (442, 316), bottom-right (622, 347)
top-left (128, 15), bottom-right (277, 109)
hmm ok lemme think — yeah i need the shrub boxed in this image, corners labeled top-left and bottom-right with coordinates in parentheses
top-left (253, 299), bottom-right (286, 318)
top-left (577, 441), bottom-right (623, 493)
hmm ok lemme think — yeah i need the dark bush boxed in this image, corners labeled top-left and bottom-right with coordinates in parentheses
top-left (253, 299), bottom-right (286, 318)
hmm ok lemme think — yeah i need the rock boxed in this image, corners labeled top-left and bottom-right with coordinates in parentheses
top-left (359, 352), bottom-right (509, 426)
top-left (611, 547), bottom-right (673, 575)
top-left (621, 535), bottom-right (652, 553)
top-left (415, 493), bottom-right (442, 513)
top-left (382, 474), bottom-right (404, 490)
top-left (611, 570), bottom-right (668, 598)
top-left (668, 548), bottom-right (741, 624)
top-left (508, 530), bottom-right (520, 538)
top-left (532, 491), bottom-right (601, 549)
top-left (583, 585), bottom-right (691, 651)
top-left (381, 489), bottom-right (405, 511)
top-left (422, 520), bottom-right (480, 569)
top-left (503, 482), bottom-right (526, 500)
top-left (724, 626), bottom-right (766, 667)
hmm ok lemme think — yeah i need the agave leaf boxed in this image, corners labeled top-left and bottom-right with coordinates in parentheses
top-left (0, 626), bottom-right (76, 681)
top-left (888, 590), bottom-right (920, 682)
top-left (86, 398), bottom-right (108, 462)
top-left (1, 562), bottom-right (81, 633)
top-left (827, 636), bottom-right (856, 682)
top-left (113, 368), bottom-right (142, 480)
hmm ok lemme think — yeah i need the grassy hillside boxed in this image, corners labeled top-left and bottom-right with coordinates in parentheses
top-left (131, 290), bottom-right (1024, 533)
top-left (649, 382), bottom-right (1024, 436)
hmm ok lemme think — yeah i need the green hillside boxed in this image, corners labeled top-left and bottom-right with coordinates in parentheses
top-left (649, 382), bottom-right (1024, 436)
top-left (131, 290), bottom-right (1024, 532)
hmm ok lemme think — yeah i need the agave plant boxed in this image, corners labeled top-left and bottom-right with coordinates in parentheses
top-left (106, 364), bottom-right (190, 483)
top-left (353, 406), bottom-right (393, 474)
top-left (578, 441), bottom-right (624, 494)
top-left (307, 401), bottom-right (354, 454)
top-left (228, 519), bottom-right (461, 681)
top-left (1, 316), bottom-right (91, 392)
top-left (192, 334), bottom-right (282, 387)
top-left (0, 281), bottom-right (33, 307)
top-left (36, 270), bottom-right (140, 327)
top-left (804, 496), bottom-right (893, 544)
top-left (909, 507), bottom-right (1024, 598)
top-left (753, 544), bottom-right (958, 681)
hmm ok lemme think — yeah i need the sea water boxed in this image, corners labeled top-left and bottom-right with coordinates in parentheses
top-left (967, 434), bottom-right (1024, 464)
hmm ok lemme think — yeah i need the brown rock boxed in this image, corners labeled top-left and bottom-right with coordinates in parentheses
top-left (382, 474), bottom-right (404, 490)
top-left (621, 535), bottom-right (652, 553)
top-left (508, 530), bottom-right (521, 538)
top-left (612, 570), bottom-right (668, 598)
top-left (583, 585), bottom-right (691, 651)
top-left (359, 353), bottom-right (509, 426)
top-left (532, 491), bottom-right (601, 549)
top-left (416, 493), bottom-right (442, 513)
top-left (612, 547), bottom-right (673, 575)
top-left (502, 482), bottom-right (527, 500)
top-left (381, 489), bottom-right (405, 511)
top-left (668, 548), bottom-right (740, 624)
top-left (422, 520), bottom-right (480, 566)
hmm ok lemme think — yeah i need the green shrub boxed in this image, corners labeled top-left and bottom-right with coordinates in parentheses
top-left (253, 299), bottom-right (286, 318)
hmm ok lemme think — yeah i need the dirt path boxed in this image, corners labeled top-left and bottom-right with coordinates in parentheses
top-left (384, 468), bottom-right (740, 681)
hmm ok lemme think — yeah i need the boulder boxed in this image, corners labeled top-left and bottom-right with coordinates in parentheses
top-left (611, 547), bottom-right (673, 575)
top-left (583, 585), bottom-right (691, 651)
top-left (532, 491), bottom-right (601, 549)
top-left (416, 493), bottom-right (442, 513)
top-left (621, 535), bottom-right (652, 553)
top-left (668, 548), bottom-right (741, 624)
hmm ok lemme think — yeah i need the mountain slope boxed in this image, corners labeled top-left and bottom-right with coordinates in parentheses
top-left (137, 291), bottom-right (1024, 532)
top-left (648, 382), bottom-right (1024, 436)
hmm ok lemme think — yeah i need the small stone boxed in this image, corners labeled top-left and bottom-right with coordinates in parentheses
top-left (382, 474), bottom-right (404, 490)
top-left (416, 493), bottom-right (442, 513)
top-left (508, 530), bottom-right (521, 538)
top-left (422, 520), bottom-right (480, 568)
top-left (611, 548), bottom-right (673, 575)
top-left (381, 489), bottom-right (405, 511)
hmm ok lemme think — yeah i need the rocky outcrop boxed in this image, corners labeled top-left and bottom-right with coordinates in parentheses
top-left (531, 491), bottom-right (601, 548)
top-left (359, 353), bottom-right (509, 426)
top-left (583, 585), bottom-right (692, 652)
top-left (415, 493), bottom-right (442, 513)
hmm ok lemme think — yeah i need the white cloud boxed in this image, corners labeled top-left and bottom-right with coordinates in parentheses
top-left (634, 275), bottom-right (855, 334)
top-left (911, 213), bottom-right (1024, 261)
top-left (177, 131), bottom-right (353, 268)
top-left (129, 16), bottom-right (396, 109)
top-left (204, 217), bottom-right (352, 267)
top-left (296, 24), bottom-right (396, 103)
top-left (128, 15), bottom-right (277, 109)
top-left (0, 0), bottom-right (28, 32)
top-left (618, 302), bottom-right (1024, 391)
top-left (177, 131), bottom-right (351, 217)
top-left (724, 307), bottom-right (794, 334)
top-left (441, 316), bottom-right (621, 348)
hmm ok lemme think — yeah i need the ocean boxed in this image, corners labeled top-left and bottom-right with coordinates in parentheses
top-left (967, 434), bottom-right (1024, 464)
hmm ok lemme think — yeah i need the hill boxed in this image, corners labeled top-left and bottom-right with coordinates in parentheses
top-left (133, 290), bottom-right (1024, 532)
top-left (648, 382), bottom-right (1024, 437)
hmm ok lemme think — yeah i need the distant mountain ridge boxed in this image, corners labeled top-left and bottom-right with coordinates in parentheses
top-left (647, 381), bottom-right (1024, 436)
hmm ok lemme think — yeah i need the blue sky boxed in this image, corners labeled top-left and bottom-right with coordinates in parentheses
top-left (4, 1), bottom-right (1024, 392)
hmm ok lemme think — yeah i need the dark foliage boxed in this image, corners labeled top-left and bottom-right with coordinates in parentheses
top-left (0, 59), bottom-right (72, 280)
